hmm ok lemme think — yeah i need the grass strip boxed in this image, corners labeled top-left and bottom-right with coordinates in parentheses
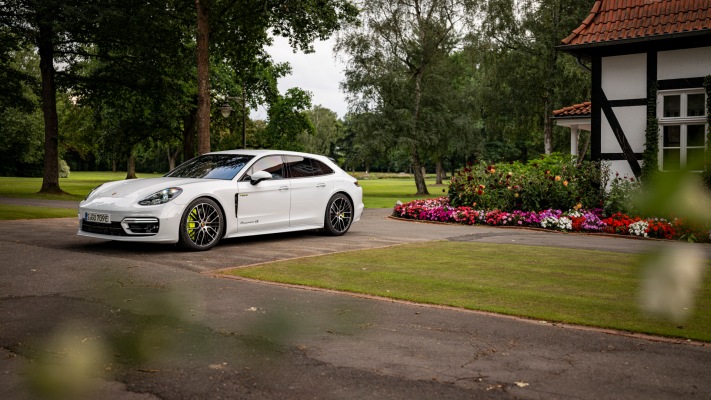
top-left (358, 179), bottom-right (448, 208)
top-left (0, 205), bottom-right (77, 220)
top-left (225, 241), bottom-right (711, 342)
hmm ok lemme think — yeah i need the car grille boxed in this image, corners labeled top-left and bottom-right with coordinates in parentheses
top-left (80, 221), bottom-right (129, 236)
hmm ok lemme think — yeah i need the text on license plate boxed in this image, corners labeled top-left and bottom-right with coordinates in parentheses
top-left (85, 212), bottom-right (110, 224)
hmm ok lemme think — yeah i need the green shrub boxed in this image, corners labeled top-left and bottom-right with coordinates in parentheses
top-left (448, 153), bottom-right (605, 212)
top-left (603, 174), bottom-right (641, 216)
top-left (59, 159), bottom-right (70, 178)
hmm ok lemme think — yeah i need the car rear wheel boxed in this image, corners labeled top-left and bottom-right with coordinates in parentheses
top-left (324, 193), bottom-right (353, 236)
top-left (179, 198), bottom-right (224, 251)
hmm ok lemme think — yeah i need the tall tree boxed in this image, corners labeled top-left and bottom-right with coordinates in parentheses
top-left (195, 0), bottom-right (211, 155)
top-left (482, 0), bottom-right (594, 155)
top-left (338, 0), bottom-right (479, 195)
top-left (1, 0), bottom-right (174, 192)
top-left (2, 0), bottom-right (68, 193)
top-left (192, 0), bottom-right (358, 155)
top-left (301, 105), bottom-right (343, 157)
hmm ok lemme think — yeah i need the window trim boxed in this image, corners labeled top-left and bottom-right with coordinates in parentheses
top-left (657, 89), bottom-right (708, 172)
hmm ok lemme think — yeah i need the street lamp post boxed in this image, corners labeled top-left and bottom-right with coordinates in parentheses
top-left (220, 96), bottom-right (247, 149)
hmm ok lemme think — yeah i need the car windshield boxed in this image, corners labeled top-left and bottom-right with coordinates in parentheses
top-left (165, 154), bottom-right (254, 180)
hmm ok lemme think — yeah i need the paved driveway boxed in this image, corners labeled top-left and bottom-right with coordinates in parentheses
top-left (1, 208), bottom-right (710, 399)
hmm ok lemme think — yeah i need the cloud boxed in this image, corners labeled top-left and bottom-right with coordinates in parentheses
top-left (254, 36), bottom-right (347, 120)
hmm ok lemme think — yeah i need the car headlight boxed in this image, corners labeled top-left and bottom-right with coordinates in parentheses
top-left (138, 188), bottom-right (183, 206)
top-left (83, 184), bottom-right (104, 201)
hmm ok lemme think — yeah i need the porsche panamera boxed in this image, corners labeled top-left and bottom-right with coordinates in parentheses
top-left (78, 150), bottom-right (364, 251)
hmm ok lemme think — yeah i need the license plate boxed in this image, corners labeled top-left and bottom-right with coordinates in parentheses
top-left (84, 212), bottom-right (111, 224)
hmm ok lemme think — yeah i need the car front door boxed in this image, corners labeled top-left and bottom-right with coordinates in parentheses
top-left (236, 155), bottom-right (290, 234)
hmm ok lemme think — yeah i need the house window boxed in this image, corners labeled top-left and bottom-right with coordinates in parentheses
top-left (658, 90), bottom-right (707, 171)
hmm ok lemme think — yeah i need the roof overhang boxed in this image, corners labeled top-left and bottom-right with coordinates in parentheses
top-left (553, 116), bottom-right (591, 131)
top-left (558, 29), bottom-right (711, 58)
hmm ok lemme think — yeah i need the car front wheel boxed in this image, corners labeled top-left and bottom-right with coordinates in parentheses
top-left (178, 198), bottom-right (224, 251)
top-left (324, 193), bottom-right (353, 236)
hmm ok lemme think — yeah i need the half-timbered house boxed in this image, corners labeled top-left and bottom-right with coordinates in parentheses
top-left (558, 0), bottom-right (711, 179)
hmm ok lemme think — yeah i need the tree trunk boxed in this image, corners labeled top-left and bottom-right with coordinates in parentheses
top-left (183, 107), bottom-right (197, 161)
top-left (543, 4), bottom-right (561, 155)
top-left (37, 21), bottom-right (65, 195)
top-left (543, 96), bottom-right (553, 155)
top-left (112, 157), bottom-right (117, 172)
top-left (577, 131), bottom-right (591, 166)
top-left (126, 151), bottom-right (137, 179)
top-left (435, 159), bottom-right (444, 185)
top-left (195, 0), bottom-right (211, 155)
top-left (167, 147), bottom-right (181, 171)
top-left (411, 70), bottom-right (429, 195)
top-left (410, 144), bottom-right (428, 195)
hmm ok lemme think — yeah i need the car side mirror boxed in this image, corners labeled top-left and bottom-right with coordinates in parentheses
top-left (250, 170), bottom-right (273, 185)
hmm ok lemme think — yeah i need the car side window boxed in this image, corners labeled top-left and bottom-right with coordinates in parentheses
top-left (241, 155), bottom-right (285, 181)
top-left (285, 156), bottom-right (315, 178)
top-left (285, 156), bottom-right (335, 178)
top-left (311, 159), bottom-right (334, 176)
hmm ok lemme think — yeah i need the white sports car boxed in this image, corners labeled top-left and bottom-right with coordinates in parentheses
top-left (78, 150), bottom-right (364, 251)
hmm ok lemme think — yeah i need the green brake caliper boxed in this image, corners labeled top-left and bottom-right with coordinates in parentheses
top-left (188, 208), bottom-right (199, 241)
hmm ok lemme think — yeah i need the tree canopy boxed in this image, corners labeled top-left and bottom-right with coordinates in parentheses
top-left (0, 0), bottom-right (599, 188)
top-left (337, 0), bottom-right (594, 190)
top-left (0, 0), bottom-right (358, 187)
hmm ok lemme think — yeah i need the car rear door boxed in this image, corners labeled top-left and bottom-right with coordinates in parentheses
top-left (285, 155), bottom-right (334, 227)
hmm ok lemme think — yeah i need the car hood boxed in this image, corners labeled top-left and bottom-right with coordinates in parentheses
top-left (89, 177), bottom-right (205, 201)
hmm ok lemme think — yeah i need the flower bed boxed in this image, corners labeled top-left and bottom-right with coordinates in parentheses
top-left (393, 197), bottom-right (709, 242)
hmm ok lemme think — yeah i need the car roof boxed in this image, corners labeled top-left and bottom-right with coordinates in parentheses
top-left (208, 149), bottom-right (331, 160)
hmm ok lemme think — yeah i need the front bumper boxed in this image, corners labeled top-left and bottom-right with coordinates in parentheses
top-left (77, 199), bottom-right (183, 243)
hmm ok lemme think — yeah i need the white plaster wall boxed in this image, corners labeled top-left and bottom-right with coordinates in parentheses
top-left (658, 47), bottom-right (711, 80)
top-left (600, 115), bottom-right (621, 153)
top-left (601, 53), bottom-right (647, 100)
top-left (600, 106), bottom-right (646, 153)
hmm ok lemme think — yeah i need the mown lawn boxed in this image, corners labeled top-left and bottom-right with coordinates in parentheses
top-left (357, 178), bottom-right (448, 208)
top-left (0, 172), bottom-right (163, 201)
top-left (0, 172), bottom-right (446, 209)
top-left (225, 241), bottom-right (711, 342)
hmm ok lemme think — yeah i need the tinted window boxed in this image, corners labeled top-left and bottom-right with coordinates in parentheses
top-left (311, 159), bottom-right (334, 176)
top-left (285, 156), bottom-right (335, 178)
top-left (285, 156), bottom-right (315, 178)
top-left (241, 155), bottom-right (285, 181)
top-left (166, 154), bottom-right (253, 180)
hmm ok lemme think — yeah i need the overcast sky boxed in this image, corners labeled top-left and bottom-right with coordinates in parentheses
top-left (253, 36), bottom-right (348, 120)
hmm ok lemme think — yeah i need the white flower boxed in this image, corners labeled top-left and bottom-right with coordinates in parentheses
top-left (629, 220), bottom-right (649, 237)
top-left (557, 217), bottom-right (572, 230)
top-left (540, 216), bottom-right (572, 231)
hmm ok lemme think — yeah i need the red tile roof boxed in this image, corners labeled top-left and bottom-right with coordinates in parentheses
top-left (562, 0), bottom-right (711, 47)
top-left (553, 102), bottom-right (592, 118)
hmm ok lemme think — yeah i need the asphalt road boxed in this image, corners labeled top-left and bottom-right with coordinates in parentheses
top-left (1, 206), bottom-right (710, 399)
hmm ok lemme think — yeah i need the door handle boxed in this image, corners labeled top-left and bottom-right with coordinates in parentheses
top-left (316, 183), bottom-right (326, 188)
top-left (279, 186), bottom-right (289, 191)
